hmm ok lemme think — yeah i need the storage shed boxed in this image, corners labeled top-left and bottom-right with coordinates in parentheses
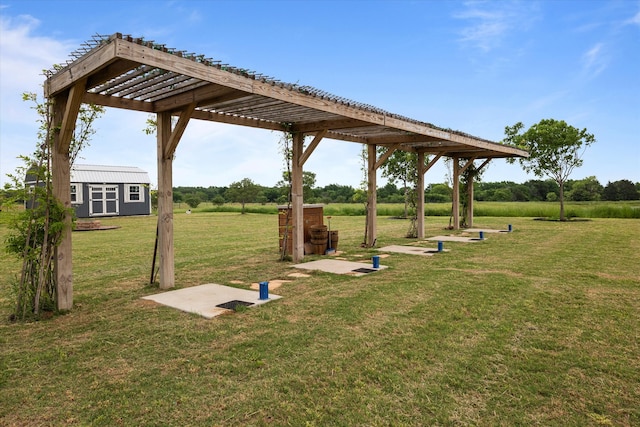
top-left (26, 164), bottom-right (151, 218)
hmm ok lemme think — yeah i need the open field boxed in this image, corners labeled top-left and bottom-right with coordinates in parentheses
top-left (1, 212), bottom-right (639, 425)
top-left (194, 200), bottom-right (640, 219)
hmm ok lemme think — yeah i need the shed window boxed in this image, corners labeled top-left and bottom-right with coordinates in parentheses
top-left (70, 183), bottom-right (82, 204)
top-left (125, 184), bottom-right (144, 203)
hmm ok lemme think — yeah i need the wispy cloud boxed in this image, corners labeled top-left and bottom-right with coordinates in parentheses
top-left (624, 10), bottom-right (640, 26)
top-left (453, 0), bottom-right (539, 53)
top-left (582, 42), bottom-right (608, 78)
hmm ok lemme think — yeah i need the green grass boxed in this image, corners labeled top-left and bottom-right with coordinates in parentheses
top-left (1, 212), bottom-right (639, 425)
top-left (192, 200), bottom-right (640, 219)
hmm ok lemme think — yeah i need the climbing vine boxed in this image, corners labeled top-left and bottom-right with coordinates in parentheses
top-left (4, 91), bottom-right (104, 320)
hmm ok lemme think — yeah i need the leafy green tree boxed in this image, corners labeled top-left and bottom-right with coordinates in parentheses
top-left (568, 176), bottom-right (603, 201)
top-left (277, 171), bottom-right (316, 201)
top-left (602, 180), bottom-right (640, 201)
top-left (425, 183), bottom-right (451, 203)
top-left (184, 195), bottom-right (201, 209)
top-left (227, 178), bottom-right (261, 214)
top-left (504, 119), bottom-right (595, 220)
top-left (379, 150), bottom-right (418, 218)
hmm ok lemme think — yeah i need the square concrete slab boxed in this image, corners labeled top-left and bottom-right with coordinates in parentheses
top-left (378, 245), bottom-right (435, 256)
top-left (293, 259), bottom-right (388, 276)
top-left (426, 235), bottom-right (485, 243)
top-left (141, 283), bottom-right (282, 319)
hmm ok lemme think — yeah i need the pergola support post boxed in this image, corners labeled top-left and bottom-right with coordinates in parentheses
top-left (366, 144), bottom-right (377, 247)
top-left (291, 132), bottom-right (305, 261)
top-left (52, 96), bottom-right (74, 310)
top-left (452, 157), bottom-right (460, 230)
top-left (417, 152), bottom-right (425, 239)
top-left (157, 111), bottom-right (175, 289)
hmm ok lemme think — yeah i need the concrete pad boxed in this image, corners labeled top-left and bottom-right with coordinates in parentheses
top-left (293, 259), bottom-right (388, 276)
top-left (426, 235), bottom-right (485, 243)
top-left (378, 245), bottom-right (451, 256)
top-left (141, 283), bottom-right (282, 319)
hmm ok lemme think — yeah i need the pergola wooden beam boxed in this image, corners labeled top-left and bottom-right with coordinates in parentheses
top-left (416, 153), bottom-right (442, 238)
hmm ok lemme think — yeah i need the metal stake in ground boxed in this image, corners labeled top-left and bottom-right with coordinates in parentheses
top-left (326, 216), bottom-right (335, 255)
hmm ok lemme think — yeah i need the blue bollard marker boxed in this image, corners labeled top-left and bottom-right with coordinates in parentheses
top-left (479, 231), bottom-right (484, 240)
top-left (372, 255), bottom-right (380, 269)
top-left (508, 224), bottom-right (513, 232)
top-left (259, 281), bottom-right (269, 300)
top-left (437, 241), bottom-right (444, 252)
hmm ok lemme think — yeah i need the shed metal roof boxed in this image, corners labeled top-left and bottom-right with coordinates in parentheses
top-left (71, 164), bottom-right (151, 184)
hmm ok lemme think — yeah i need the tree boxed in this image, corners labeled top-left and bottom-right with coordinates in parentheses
top-left (602, 180), bottom-right (640, 201)
top-left (568, 176), bottom-right (603, 201)
top-left (227, 178), bottom-right (260, 214)
top-left (184, 194), bottom-right (201, 209)
top-left (5, 91), bottom-right (104, 320)
top-left (379, 150), bottom-right (416, 218)
top-left (503, 119), bottom-right (595, 220)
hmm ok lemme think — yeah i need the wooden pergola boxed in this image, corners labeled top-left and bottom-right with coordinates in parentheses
top-left (44, 33), bottom-right (528, 310)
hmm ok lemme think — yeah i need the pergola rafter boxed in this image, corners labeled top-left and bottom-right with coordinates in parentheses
top-left (44, 33), bottom-right (528, 310)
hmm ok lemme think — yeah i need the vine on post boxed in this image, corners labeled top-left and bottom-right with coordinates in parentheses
top-left (4, 90), bottom-right (104, 321)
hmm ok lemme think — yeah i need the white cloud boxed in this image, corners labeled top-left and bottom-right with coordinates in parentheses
top-left (625, 10), bottom-right (640, 26)
top-left (582, 42), bottom-right (608, 78)
top-left (453, 0), bottom-right (539, 53)
top-left (0, 15), bottom-right (78, 184)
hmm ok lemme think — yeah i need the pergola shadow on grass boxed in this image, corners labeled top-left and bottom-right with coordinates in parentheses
top-left (44, 33), bottom-right (527, 309)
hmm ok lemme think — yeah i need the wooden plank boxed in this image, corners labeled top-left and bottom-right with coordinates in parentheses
top-left (154, 84), bottom-right (244, 112)
top-left (82, 92), bottom-right (154, 113)
top-left (164, 102), bottom-right (196, 158)
top-left (293, 117), bottom-right (373, 133)
top-left (45, 41), bottom-right (117, 97)
top-left (291, 133), bottom-right (305, 262)
top-left (57, 80), bottom-right (87, 153)
top-left (298, 129), bottom-right (327, 167)
top-left (86, 59), bottom-right (141, 91)
top-left (367, 144), bottom-right (377, 247)
top-left (417, 151), bottom-right (425, 239)
top-left (51, 95), bottom-right (73, 310)
top-left (452, 157), bottom-right (460, 230)
top-left (157, 111), bottom-right (175, 289)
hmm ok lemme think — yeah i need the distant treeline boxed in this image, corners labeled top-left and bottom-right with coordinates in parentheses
top-left (171, 177), bottom-right (639, 207)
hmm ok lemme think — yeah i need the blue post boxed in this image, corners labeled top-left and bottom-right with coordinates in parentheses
top-left (437, 241), bottom-right (444, 252)
top-left (259, 281), bottom-right (269, 300)
top-left (508, 224), bottom-right (513, 232)
top-left (479, 231), bottom-right (484, 240)
top-left (372, 255), bottom-right (380, 269)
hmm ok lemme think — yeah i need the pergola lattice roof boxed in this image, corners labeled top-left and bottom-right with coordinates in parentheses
top-left (45, 33), bottom-right (527, 159)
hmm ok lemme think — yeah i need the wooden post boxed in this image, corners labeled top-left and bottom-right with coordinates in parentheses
top-left (367, 144), bottom-right (377, 247)
top-left (291, 132), bottom-right (305, 261)
top-left (467, 173), bottom-right (474, 228)
top-left (417, 151), bottom-right (425, 239)
top-left (52, 95), bottom-right (73, 310)
top-left (157, 112), bottom-right (174, 289)
top-left (452, 157), bottom-right (460, 230)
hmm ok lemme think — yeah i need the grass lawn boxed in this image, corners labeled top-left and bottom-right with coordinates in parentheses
top-left (0, 212), bottom-right (639, 426)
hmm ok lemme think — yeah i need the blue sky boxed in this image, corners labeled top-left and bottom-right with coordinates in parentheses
top-left (1, 0), bottom-right (639, 189)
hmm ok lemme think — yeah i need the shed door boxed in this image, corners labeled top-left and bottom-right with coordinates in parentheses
top-left (89, 185), bottom-right (119, 216)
